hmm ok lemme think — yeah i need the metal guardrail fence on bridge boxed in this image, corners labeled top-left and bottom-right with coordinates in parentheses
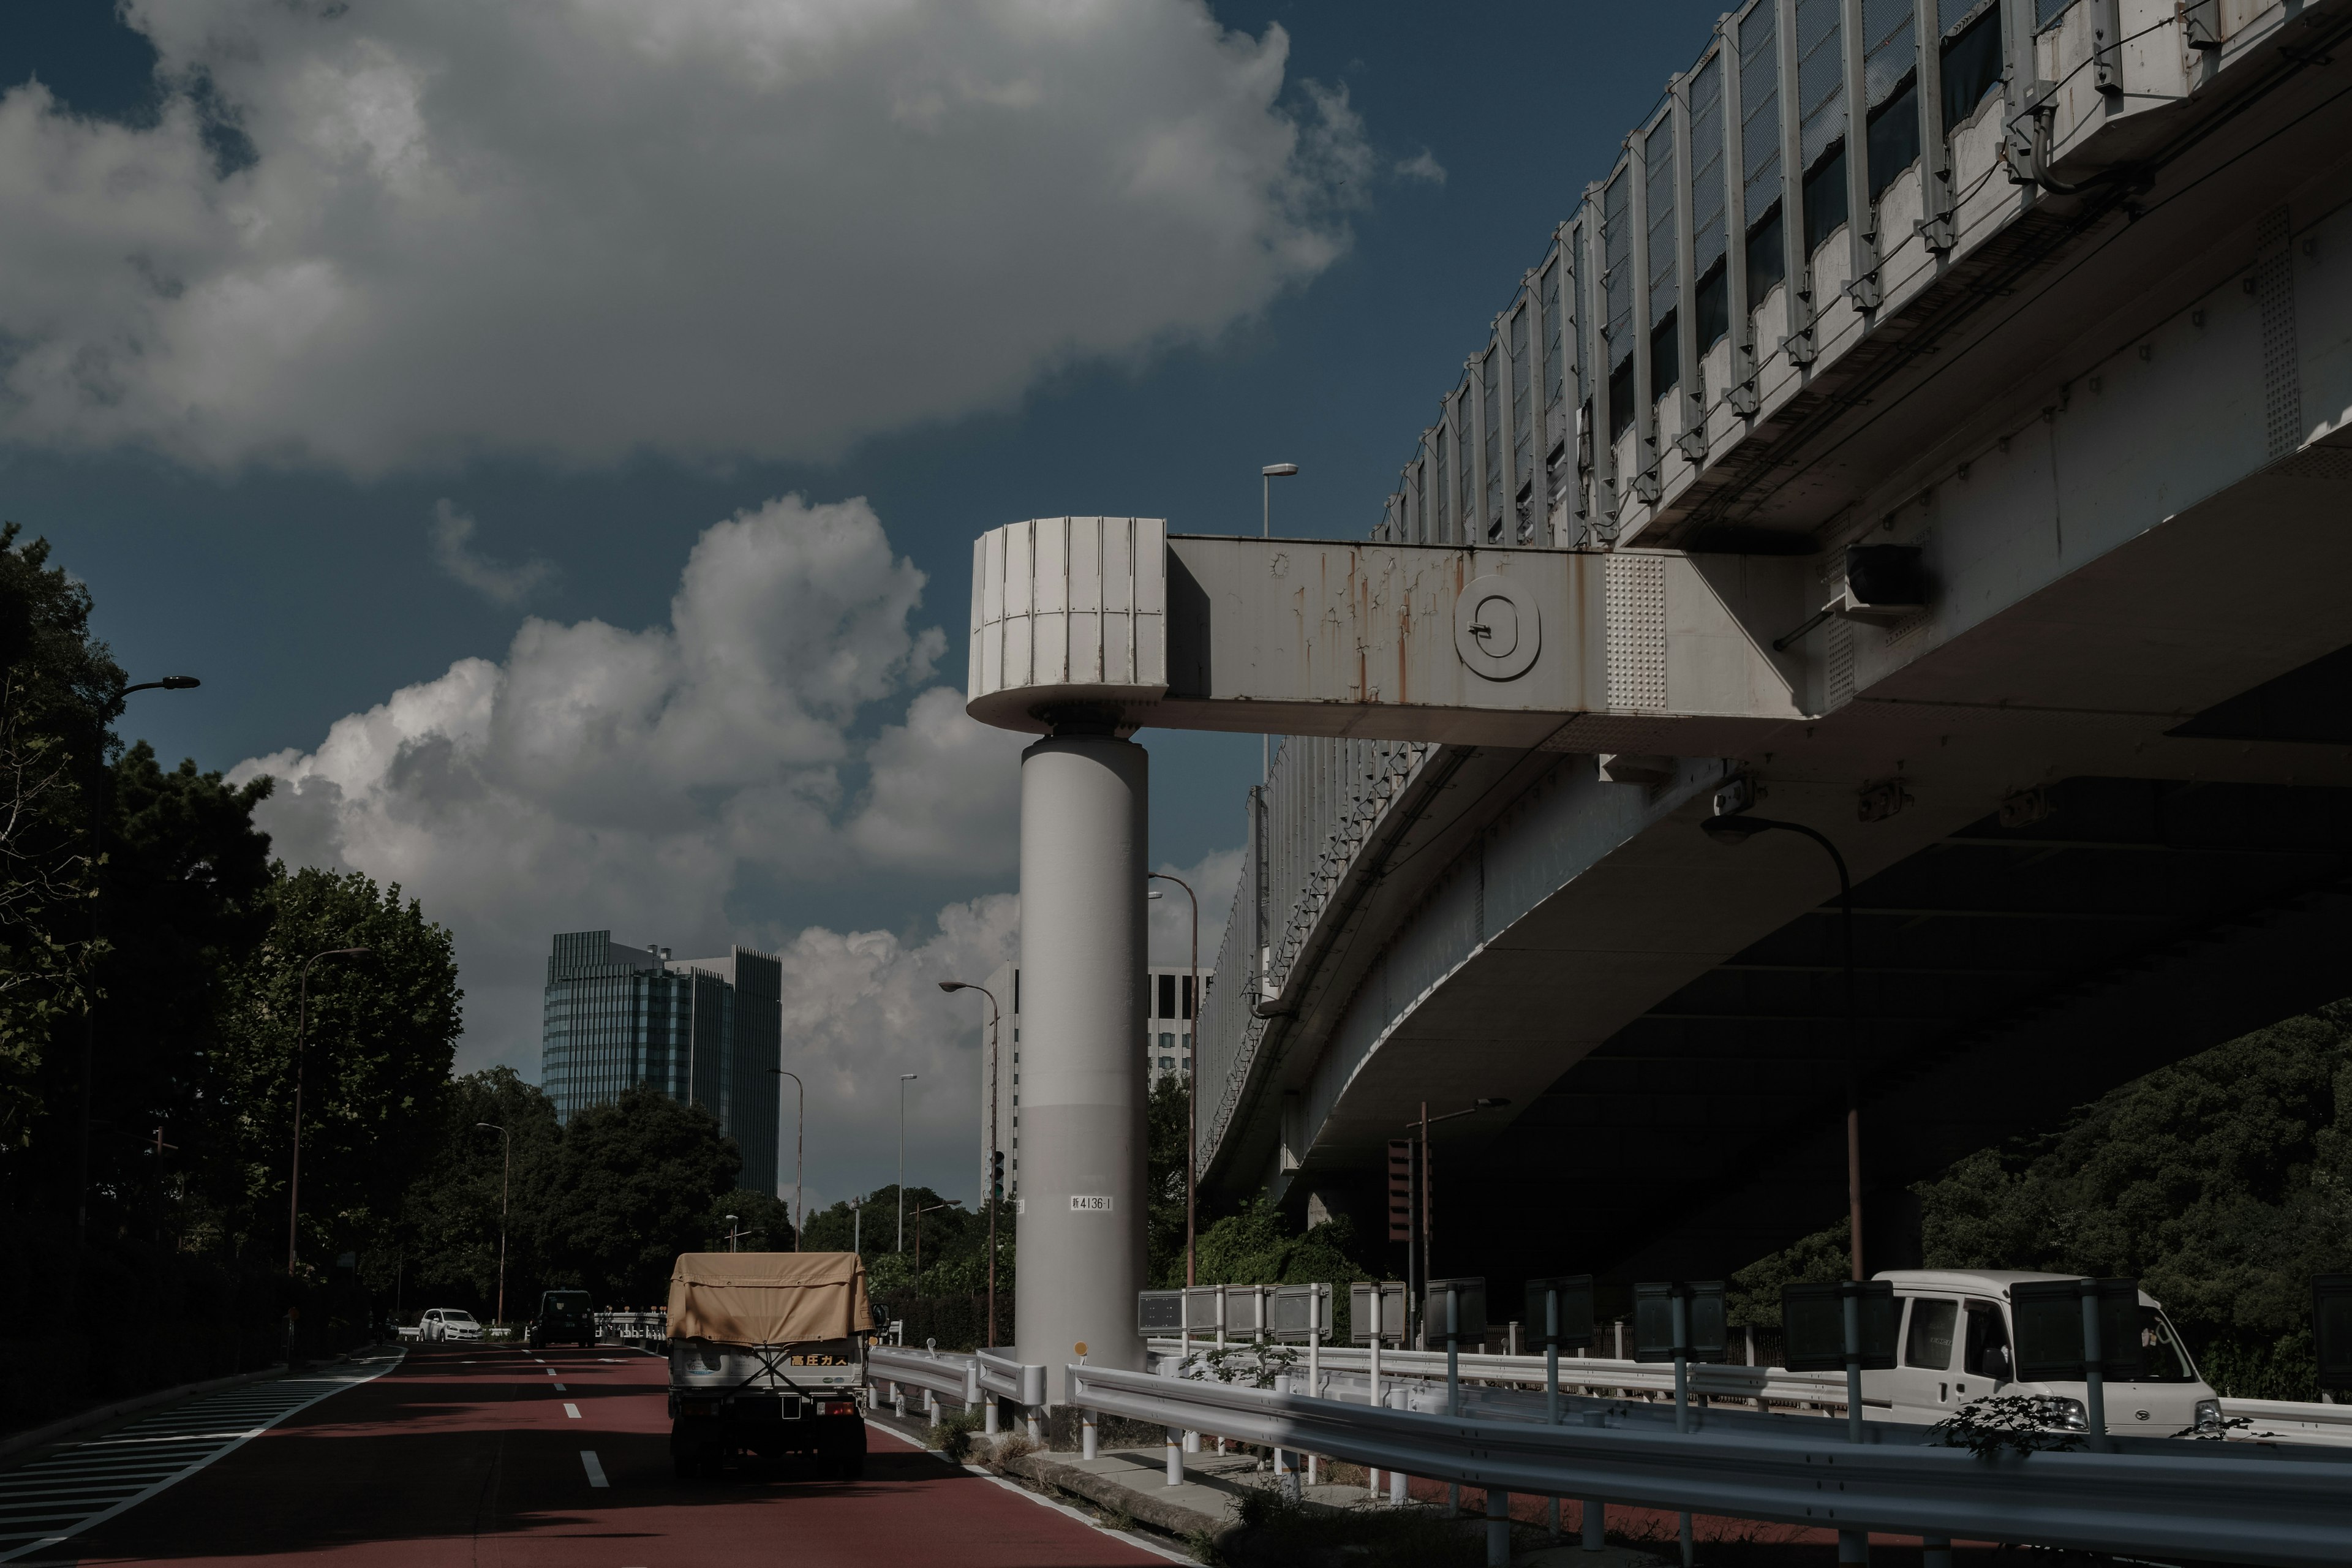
top-left (1071, 1362), bottom-right (2352, 1567)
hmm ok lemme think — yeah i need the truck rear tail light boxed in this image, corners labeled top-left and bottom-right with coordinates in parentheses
top-left (820, 1400), bottom-right (856, 1417)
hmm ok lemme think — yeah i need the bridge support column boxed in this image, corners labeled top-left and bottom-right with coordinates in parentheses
top-left (1012, 725), bottom-right (1148, 1402)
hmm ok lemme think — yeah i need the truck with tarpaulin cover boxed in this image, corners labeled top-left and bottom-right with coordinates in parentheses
top-left (665, 1251), bottom-right (875, 1479)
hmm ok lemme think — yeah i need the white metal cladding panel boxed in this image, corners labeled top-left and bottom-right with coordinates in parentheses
top-left (1604, 556), bottom-right (1668, 710)
top-left (967, 518), bottom-right (1170, 717)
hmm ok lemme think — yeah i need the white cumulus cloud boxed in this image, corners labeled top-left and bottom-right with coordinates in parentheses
top-left (232, 493), bottom-right (1023, 1102)
top-left (0, 0), bottom-right (1370, 472)
top-left (429, 499), bottom-right (554, 605)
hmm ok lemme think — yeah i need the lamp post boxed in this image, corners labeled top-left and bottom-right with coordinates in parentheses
top-left (75, 674), bottom-right (200, 1253)
top-left (897, 1073), bottom-right (918, 1251)
top-left (725, 1213), bottom-right (740, 1252)
top-left (287, 946), bottom-right (372, 1278)
top-left (1701, 809), bottom-right (1863, 1281)
top-left (475, 1121), bottom-right (510, 1328)
top-left (1260, 463), bottom-right (1297, 783)
top-left (1146, 873), bottom-right (1199, 1287)
top-left (1404, 1097), bottom-right (1510, 1344)
top-left (912, 1199), bottom-right (954, 1274)
top-left (766, 1068), bottom-right (805, 1249)
top-left (937, 981), bottom-right (1003, 1343)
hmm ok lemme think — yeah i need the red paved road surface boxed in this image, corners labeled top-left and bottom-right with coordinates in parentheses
top-left (50, 1344), bottom-right (1164, 1566)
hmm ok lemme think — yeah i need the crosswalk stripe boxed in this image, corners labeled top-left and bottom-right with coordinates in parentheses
top-left (0, 1352), bottom-right (403, 1564)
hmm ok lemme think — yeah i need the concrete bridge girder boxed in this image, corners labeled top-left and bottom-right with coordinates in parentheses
top-left (963, 6), bottom-right (2352, 1298)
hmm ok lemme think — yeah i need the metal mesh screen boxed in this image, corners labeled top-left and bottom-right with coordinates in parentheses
top-left (1796, 0), bottom-right (1845, 170)
top-left (1509, 303), bottom-right (1532, 503)
top-left (1482, 349), bottom-right (1503, 539)
top-left (1542, 259), bottom-right (1566, 410)
top-left (1434, 426), bottom-right (1451, 541)
top-left (1863, 0), bottom-right (1916, 106)
top-left (1645, 116), bottom-right (1679, 326)
top-left (1604, 172), bottom-right (1632, 362)
top-left (1455, 386), bottom-right (1476, 533)
top-left (1689, 53), bottom-right (1727, 281)
top-left (1740, 2), bottom-right (1782, 221)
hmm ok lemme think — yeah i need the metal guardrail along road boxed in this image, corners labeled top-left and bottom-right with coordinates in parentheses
top-left (1071, 1362), bottom-right (2352, 1568)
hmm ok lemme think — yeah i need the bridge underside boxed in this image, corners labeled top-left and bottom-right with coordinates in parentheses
top-left (1305, 755), bottom-right (2352, 1289)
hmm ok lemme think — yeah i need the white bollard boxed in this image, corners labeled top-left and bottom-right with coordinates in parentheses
top-left (1082, 1407), bottom-right (1098, 1460)
top-left (927, 1389), bottom-right (939, 1428)
top-left (894, 1382), bottom-right (906, 1419)
top-left (985, 1396), bottom-right (999, 1436)
top-left (1488, 1488), bottom-right (1512, 1568)
top-left (1166, 1427), bottom-right (1183, 1485)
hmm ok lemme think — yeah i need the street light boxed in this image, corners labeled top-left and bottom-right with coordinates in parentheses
top-left (75, 675), bottom-right (201, 1253)
top-left (897, 1073), bottom-right (918, 1252)
top-left (937, 980), bottom-right (1004, 1344)
top-left (1403, 1097), bottom-right (1510, 1343)
top-left (1700, 808), bottom-right (1863, 1282)
top-left (1261, 464), bottom-right (1297, 782)
top-left (725, 1212), bottom-right (740, 1253)
top-left (766, 1068), bottom-right (805, 1250)
top-left (1145, 873), bottom-right (1199, 1288)
top-left (475, 1122), bottom-right (510, 1328)
top-left (287, 947), bottom-right (372, 1278)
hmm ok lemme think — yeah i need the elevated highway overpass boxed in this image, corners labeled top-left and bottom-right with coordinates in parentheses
top-left (965, 0), bottom-right (2352, 1373)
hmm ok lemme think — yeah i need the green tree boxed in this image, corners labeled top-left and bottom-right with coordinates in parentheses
top-left (701, 1187), bottom-right (797, 1253)
top-left (548, 1085), bottom-right (741, 1306)
top-left (81, 745), bottom-right (274, 1240)
top-left (395, 1068), bottom-right (563, 1322)
top-left (0, 522), bottom-right (126, 1156)
top-left (1146, 1070), bottom-right (1189, 1285)
top-left (1725, 1004), bottom-right (2352, 1397)
top-left (210, 868), bottom-right (462, 1271)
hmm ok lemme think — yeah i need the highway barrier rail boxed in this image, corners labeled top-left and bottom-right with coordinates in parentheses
top-left (974, 1348), bottom-right (1046, 1408)
top-left (1150, 1340), bottom-right (1856, 1410)
top-left (1071, 1362), bottom-right (2352, 1567)
top-left (869, 1345), bottom-right (980, 1412)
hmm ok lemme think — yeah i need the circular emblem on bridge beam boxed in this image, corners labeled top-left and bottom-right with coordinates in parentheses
top-left (1454, 573), bottom-right (1541, 681)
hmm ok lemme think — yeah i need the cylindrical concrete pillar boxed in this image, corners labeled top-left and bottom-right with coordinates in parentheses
top-left (1012, 729), bottom-right (1148, 1401)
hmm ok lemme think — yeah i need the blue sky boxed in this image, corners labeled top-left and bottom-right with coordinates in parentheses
top-left (4, 0), bottom-right (1722, 1202)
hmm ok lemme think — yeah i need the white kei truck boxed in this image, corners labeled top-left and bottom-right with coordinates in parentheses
top-left (1868, 1270), bottom-right (2222, 1437)
top-left (665, 1251), bottom-right (876, 1479)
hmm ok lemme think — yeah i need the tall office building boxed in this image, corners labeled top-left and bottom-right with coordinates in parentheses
top-left (970, 959), bottom-right (1207, 1199)
top-left (541, 931), bottom-right (783, 1196)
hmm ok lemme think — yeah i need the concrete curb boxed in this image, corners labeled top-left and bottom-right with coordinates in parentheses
top-left (0, 1345), bottom-right (382, 1463)
top-left (1003, 1449), bottom-right (1231, 1542)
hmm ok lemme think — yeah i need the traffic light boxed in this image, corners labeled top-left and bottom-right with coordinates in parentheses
top-left (990, 1150), bottom-right (1006, 1202)
top-left (1387, 1140), bottom-right (1412, 1242)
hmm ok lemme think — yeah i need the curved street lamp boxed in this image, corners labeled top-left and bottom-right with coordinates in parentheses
top-left (937, 980), bottom-right (1003, 1344)
top-left (1700, 810), bottom-right (1862, 1281)
top-left (287, 946), bottom-right (372, 1278)
top-left (1146, 872), bottom-right (1199, 1287)
top-left (475, 1122), bottom-right (510, 1327)
top-left (75, 675), bottom-right (201, 1253)
top-left (766, 1068), bottom-right (806, 1250)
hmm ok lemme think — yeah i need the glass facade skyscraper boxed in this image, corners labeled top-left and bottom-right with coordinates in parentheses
top-left (541, 931), bottom-right (783, 1196)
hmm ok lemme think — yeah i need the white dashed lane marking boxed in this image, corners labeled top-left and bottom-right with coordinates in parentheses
top-left (564, 1404), bottom-right (581, 1419)
top-left (580, 1451), bottom-right (608, 1488)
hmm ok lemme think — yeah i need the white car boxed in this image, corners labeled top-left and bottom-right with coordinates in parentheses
top-left (420, 1308), bottom-right (484, 1343)
top-left (1868, 1270), bottom-right (2220, 1438)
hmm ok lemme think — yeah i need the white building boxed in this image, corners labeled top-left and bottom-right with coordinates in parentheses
top-left (971, 959), bottom-right (1208, 1199)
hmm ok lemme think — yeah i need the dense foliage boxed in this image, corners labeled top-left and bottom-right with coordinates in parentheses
top-left (1730, 1005), bottom-right (2352, 1398)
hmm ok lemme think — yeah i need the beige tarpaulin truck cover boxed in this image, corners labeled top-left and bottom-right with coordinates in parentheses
top-left (666, 1252), bottom-right (875, 1347)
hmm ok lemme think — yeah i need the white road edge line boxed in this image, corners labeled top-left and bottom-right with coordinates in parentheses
top-left (564, 1404), bottom-right (581, 1420)
top-left (0, 1351), bottom-right (407, 1564)
top-left (863, 1421), bottom-right (1188, 1566)
top-left (959, 1463), bottom-right (1194, 1565)
top-left (581, 1450), bottom-right (609, 1488)
top-left (552, 1384), bottom-right (567, 1392)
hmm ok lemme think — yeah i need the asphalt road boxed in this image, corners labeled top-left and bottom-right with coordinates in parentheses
top-left (11, 1344), bottom-right (1169, 1567)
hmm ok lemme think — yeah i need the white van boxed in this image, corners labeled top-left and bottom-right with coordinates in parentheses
top-left (1868, 1270), bottom-right (2221, 1437)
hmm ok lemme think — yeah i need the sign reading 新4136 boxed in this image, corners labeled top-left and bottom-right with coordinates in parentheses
top-left (1069, 1195), bottom-right (1114, 1212)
